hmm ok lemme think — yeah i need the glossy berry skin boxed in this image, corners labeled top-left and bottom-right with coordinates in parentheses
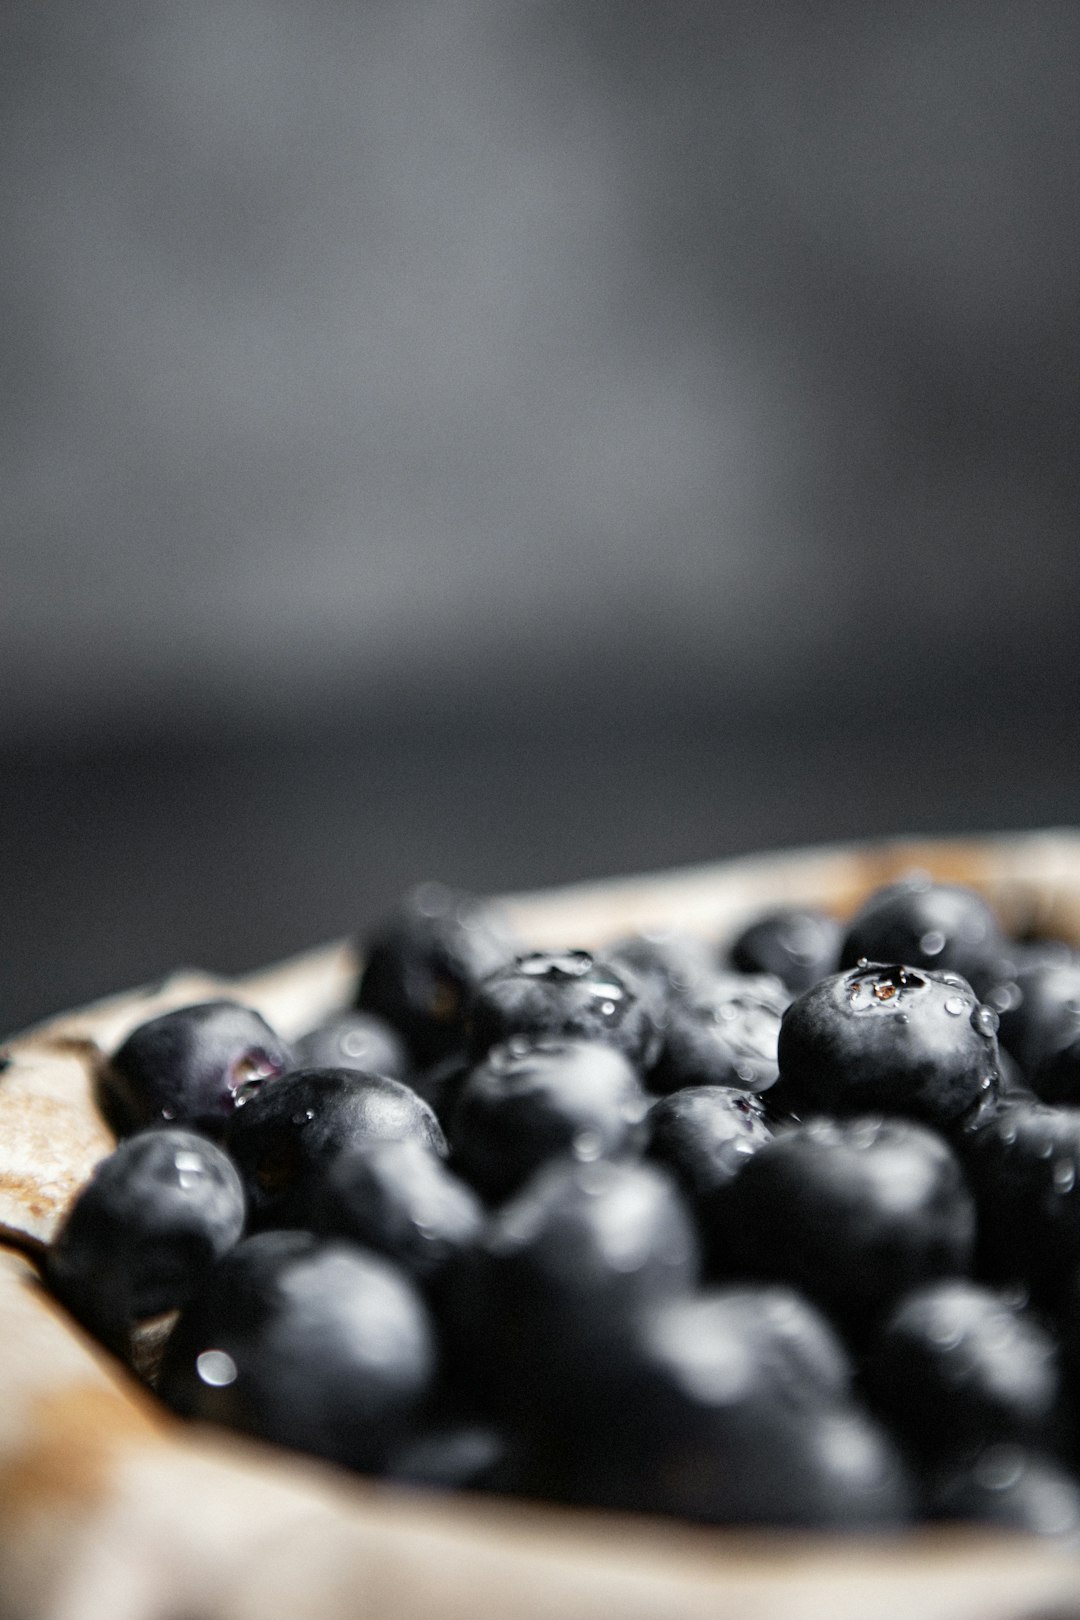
top-left (645, 1086), bottom-right (771, 1271)
top-left (466, 951), bottom-right (660, 1069)
top-left (724, 1117), bottom-right (976, 1329)
top-left (927, 1446), bottom-right (1080, 1539)
top-left (308, 1138), bottom-right (483, 1281)
top-left (159, 1231), bottom-right (436, 1472)
top-left (47, 1129), bottom-right (244, 1355)
top-left (441, 1158), bottom-right (697, 1425)
top-left (777, 963), bottom-right (1003, 1129)
top-left (729, 908), bottom-right (841, 996)
top-left (960, 1101), bottom-right (1080, 1300)
top-left (646, 1086), bottom-right (772, 1205)
top-left (863, 1281), bottom-right (1064, 1463)
top-left (293, 1010), bottom-right (410, 1081)
top-left (993, 958), bottom-right (1080, 1104)
top-left (225, 1067), bottom-right (446, 1230)
top-left (567, 1288), bottom-right (911, 1528)
top-left (839, 878), bottom-right (1003, 985)
top-left (100, 1000), bottom-right (292, 1138)
top-left (357, 884), bottom-right (520, 1066)
top-left (649, 972), bottom-right (789, 1096)
top-left (448, 1038), bottom-right (649, 1204)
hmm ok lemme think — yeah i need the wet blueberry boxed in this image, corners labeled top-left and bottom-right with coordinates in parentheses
top-left (645, 1085), bottom-right (772, 1269)
top-left (646, 1086), bottom-right (773, 1205)
top-left (725, 1117), bottom-right (976, 1330)
top-left (863, 1280), bottom-right (1065, 1463)
top-left (729, 907), bottom-right (841, 996)
top-left (357, 884), bottom-right (521, 1065)
top-left (47, 1128), bottom-right (245, 1357)
top-left (839, 878), bottom-right (1004, 986)
top-left (960, 1101), bottom-right (1080, 1300)
top-left (777, 963), bottom-right (1004, 1129)
top-left (448, 1037), bottom-right (649, 1204)
top-left (100, 1000), bottom-right (292, 1138)
top-left (993, 958), bottom-right (1080, 1105)
top-left (159, 1230), bottom-right (436, 1472)
top-left (649, 971), bottom-right (789, 1096)
top-left (466, 951), bottom-right (660, 1069)
top-left (293, 1009), bottom-right (410, 1081)
top-left (225, 1067), bottom-right (446, 1230)
top-left (307, 1137), bottom-right (483, 1281)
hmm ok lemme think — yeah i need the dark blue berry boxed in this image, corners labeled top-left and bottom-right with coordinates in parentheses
top-left (440, 1158), bottom-right (697, 1426)
top-left (645, 1085), bottom-right (772, 1271)
top-left (960, 1101), bottom-right (1080, 1300)
top-left (307, 1137), bottom-right (483, 1281)
top-left (863, 1281), bottom-right (1065, 1462)
top-left (993, 958), bottom-right (1080, 1104)
top-left (646, 1086), bottom-right (773, 1206)
top-left (729, 907), bottom-right (841, 995)
top-left (159, 1230), bottom-right (436, 1472)
top-left (225, 1067), bottom-right (446, 1230)
top-left (777, 963), bottom-right (1003, 1128)
top-left (466, 951), bottom-right (660, 1069)
top-left (567, 1288), bottom-right (911, 1528)
top-left (725, 1117), bottom-right (976, 1329)
top-left (608, 929), bottom-right (716, 1005)
top-left (839, 878), bottom-right (1003, 985)
top-left (649, 971), bottom-right (789, 1096)
top-left (448, 1037), bottom-right (649, 1204)
top-left (357, 883), bottom-right (520, 1065)
top-left (293, 1009), bottom-right (410, 1081)
top-left (47, 1128), bottom-right (244, 1356)
top-left (101, 1000), bottom-right (292, 1137)
top-left (927, 1446), bottom-right (1080, 1539)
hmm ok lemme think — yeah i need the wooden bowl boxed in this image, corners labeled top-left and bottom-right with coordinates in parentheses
top-left (3, 830), bottom-right (1080, 1620)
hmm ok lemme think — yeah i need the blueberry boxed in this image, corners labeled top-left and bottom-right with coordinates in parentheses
top-left (649, 971), bottom-right (789, 1096)
top-left (645, 1085), bottom-right (772, 1270)
top-left (293, 1010), bottom-right (410, 1080)
top-left (101, 1000), bottom-right (292, 1138)
top-left (993, 958), bottom-right (1080, 1104)
top-left (448, 1038), bottom-right (649, 1204)
top-left (777, 963), bottom-right (1004, 1129)
top-left (608, 929), bottom-right (716, 1005)
top-left (567, 1288), bottom-right (911, 1528)
top-left (927, 1446), bottom-right (1080, 1539)
top-left (440, 1158), bottom-right (698, 1425)
top-left (159, 1230), bottom-right (436, 1472)
top-left (839, 878), bottom-right (1003, 985)
top-left (307, 1137), bottom-right (483, 1281)
top-left (646, 1086), bottom-right (773, 1206)
top-left (357, 883), bottom-right (521, 1065)
top-left (225, 1067), bottom-right (446, 1230)
top-left (729, 907), bottom-right (841, 996)
top-left (863, 1281), bottom-right (1065, 1463)
top-left (960, 1100), bottom-right (1080, 1300)
top-left (466, 951), bottom-right (660, 1069)
top-left (47, 1128), bottom-right (244, 1356)
top-left (724, 1117), bottom-right (976, 1329)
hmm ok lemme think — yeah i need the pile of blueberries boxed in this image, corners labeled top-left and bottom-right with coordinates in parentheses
top-left (43, 876), bottom-right (1080, 1535)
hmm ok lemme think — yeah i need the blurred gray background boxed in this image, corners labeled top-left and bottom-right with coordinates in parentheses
top-left (2, 0), bottom-right (1079, 1032)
